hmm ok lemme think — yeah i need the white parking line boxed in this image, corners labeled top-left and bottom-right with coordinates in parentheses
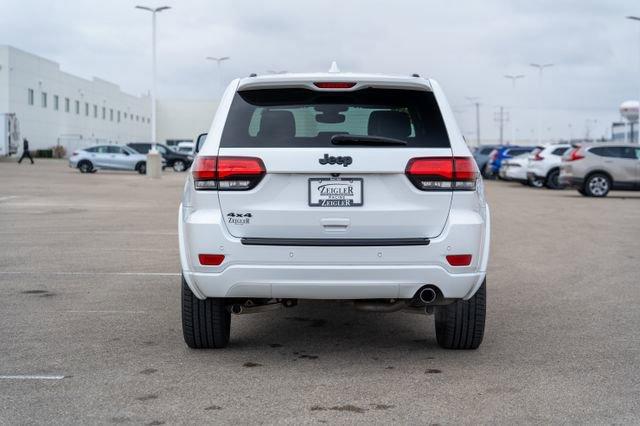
top-left (0, 375), bottom-right (65, 380)
top-left (0, 271), bottom-right (180, 276)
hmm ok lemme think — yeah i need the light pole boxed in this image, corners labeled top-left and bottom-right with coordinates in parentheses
top-left (627, 16), bottom-right (640, 142)
top-left (466, 97), bottom-right (481, 146)
top-left (136, 5), bottom-right (170, 178)
top-left (206, 56), bottom-right (230, 97)
top-left (530, 63), bottom-right (554, 145)
top-left (504, 74), bottom-right (525, 144)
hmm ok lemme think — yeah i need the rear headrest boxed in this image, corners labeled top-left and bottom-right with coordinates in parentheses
top-left (367, 111), bottom-right (411, 139)
top-left (258, 110), bottom-right (295, 139)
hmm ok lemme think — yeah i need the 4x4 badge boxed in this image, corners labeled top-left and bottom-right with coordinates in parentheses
top-left (319, 154), bottom-right (352, 167)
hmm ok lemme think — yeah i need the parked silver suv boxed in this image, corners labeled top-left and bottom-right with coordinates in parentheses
top-left (559, 143), bottom-right (640, 197)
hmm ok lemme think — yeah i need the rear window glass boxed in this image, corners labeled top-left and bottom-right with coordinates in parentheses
top-left (551, 147), bottom-right (569, 156)
top-left (480, 147), bottom-right (494, 155)
top-left (220, 88), bottom-right (450, 148)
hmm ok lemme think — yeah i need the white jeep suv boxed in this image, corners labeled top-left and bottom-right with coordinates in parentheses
top-left (179, 72), bottom-right (490, 349)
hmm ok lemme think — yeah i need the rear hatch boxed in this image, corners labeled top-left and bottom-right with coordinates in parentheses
top-left (214, 84), bottom-right (455, 240)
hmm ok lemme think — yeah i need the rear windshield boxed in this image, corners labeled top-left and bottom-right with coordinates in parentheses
top-left (220, 88), bottom-right (450, 148)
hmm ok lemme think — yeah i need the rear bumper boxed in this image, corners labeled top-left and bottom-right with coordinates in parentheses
top-left (559, 175), bottom-right (583, 188)
top-left (179, 203), bottom-right (490, 301)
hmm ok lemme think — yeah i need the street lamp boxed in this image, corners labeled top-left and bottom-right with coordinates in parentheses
top-left (504, 74), bottom-right (525, 144)
top-left (466, 97), bottom-right (481, 146)
top-left (530, 63), bottom-right (554, 145)
top-left (627, 16), bottom-right (640, 143)
top-left (206, 56), bottom-right (230, 96)
top-left (135, 5), bottom-right (170, 178)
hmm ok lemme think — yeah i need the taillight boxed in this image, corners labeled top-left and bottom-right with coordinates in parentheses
top-left (313, 82), bottom-right (357, 89)
top-left (405, 157), bottom-right (478, 191)
top-left (566, 148), bottom-right (584, 162)
top-left (533, 152), bottom-right (544, 161)
top-left (192, 156), bottom-right (265, 191)
top-left (72, 151), bottom-right (79, 156)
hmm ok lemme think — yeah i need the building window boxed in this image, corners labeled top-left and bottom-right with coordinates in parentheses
top-left (75, 100), bottom-right (80, 114)
top-left (117, 111), bottom-right (121, 123)
top-left (136, 115), bottom-right (139, 121)
top-left (41, 92), bottom-right (48, 108)
top-left (101, 106), bottom-right (106, 120)
top-left (85, 103), bottom-right (89, 116)
top-left (28, 89), bottom-right (34, 105)
top-left (53, 95), bottom-right (59, 110)
top-left (110, 109), bottom-right (114, 121)
top-left (124, 112), bottom-right (128, 119)
top-left (93, 105), bottom-right (97, 118)
top-left (64, 97), bottom-right (70, 113)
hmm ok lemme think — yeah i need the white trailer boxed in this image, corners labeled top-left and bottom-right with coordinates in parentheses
top-left (0, 113), bottom-right (20, 157)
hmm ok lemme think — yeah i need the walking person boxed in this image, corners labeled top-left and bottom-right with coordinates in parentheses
top-left (18, 138), bottom-right (34, 164)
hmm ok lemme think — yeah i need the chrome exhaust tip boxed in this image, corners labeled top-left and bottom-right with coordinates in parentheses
top-left (419, 287), bottom-right (437, 304)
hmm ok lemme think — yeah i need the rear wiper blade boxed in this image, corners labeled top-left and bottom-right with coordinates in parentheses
top-left (331, 134), bottom-right (407, 146)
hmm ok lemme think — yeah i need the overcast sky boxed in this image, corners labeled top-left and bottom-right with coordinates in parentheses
top-left (1, 0), bottom-right (639, 142)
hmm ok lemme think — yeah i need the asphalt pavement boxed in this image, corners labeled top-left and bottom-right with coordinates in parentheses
top-left (1, 160), bottom-right (639, 424)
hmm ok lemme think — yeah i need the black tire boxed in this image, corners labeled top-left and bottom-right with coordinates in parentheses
top-left (528, 175), bottom-right (545, 188)
top-left (583, 173), bottom-right (610, 197)
top-left (78, 160), bottom-right (93, 173)
top-left (435, 279), bottom-right (486, 350)
top-left (545, 169), bottom-right (561, 189)
top-left (181, 276), bottom-right (230, 349)
top-left (172, 160), bottom-right (186, 172)
top-left (136, 162), bottom-right (147, 175)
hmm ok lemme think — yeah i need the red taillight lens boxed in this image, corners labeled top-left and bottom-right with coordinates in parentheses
top-left (198, 254), bottom-right (225, 266)
top-left (566, 148), bottom-right (584, 162)
top-left (192, 156), bottom-right (265, 190)
top-left (313, 82), bottom-right (357, 89)
top-left (446, 254), bottom-right (472, 266)
top-left (532, 151), bottom-right (544, 161)
top-left (405, 157), bottom-right (478, 191)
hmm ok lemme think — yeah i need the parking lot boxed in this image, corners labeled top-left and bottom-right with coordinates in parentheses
top-left (1, 159), bottom-right (639, 424)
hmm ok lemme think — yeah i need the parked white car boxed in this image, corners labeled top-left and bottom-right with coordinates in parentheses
top-left (179, 71), bottom-right (490, 350)
top-left (498, 153), bottom-right (531, 183)
top-left (177, 141), bottom-right (195, 155)
top-left (526, 144), bottom-right (571, 188)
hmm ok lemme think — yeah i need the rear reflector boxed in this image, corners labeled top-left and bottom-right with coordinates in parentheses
top-left (313, 82), bottom-right (357, 89)
top-left (198, 254), bottom-right (225, 266)
top-left (192, 156), bottom-right (266, 191)
top-left (405, 157), bottom-right (478, 191)
top-left (446, 254), bottom-right (472, 266)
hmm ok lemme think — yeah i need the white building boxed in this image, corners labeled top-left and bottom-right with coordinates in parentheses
top-left (0, 45), bottom-right (151, 153)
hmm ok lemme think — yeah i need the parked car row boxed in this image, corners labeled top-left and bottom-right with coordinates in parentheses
top-left (69, 142), bottom-right (194, 174)
top-left (474, 142), bottom-right (640, 197)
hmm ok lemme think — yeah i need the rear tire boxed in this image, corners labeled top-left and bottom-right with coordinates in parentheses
top-left (528, 175), bottom-right (545, 188)
top-left (181, 276), bottom-right (230, 349)
top-left (172, 160), bottom-right (186, 172)
top-left (435, 279), bottom-right (486, 350)
top-left (583, 173), bottom-right (610, 197)
top-left (136, 162), bottom-right (147, 175)
top-left (545, 169), bottom-right (561, 189)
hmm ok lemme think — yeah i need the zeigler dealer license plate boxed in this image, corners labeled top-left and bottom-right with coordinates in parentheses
top-left (309, 178), bottom-right (363, 207)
